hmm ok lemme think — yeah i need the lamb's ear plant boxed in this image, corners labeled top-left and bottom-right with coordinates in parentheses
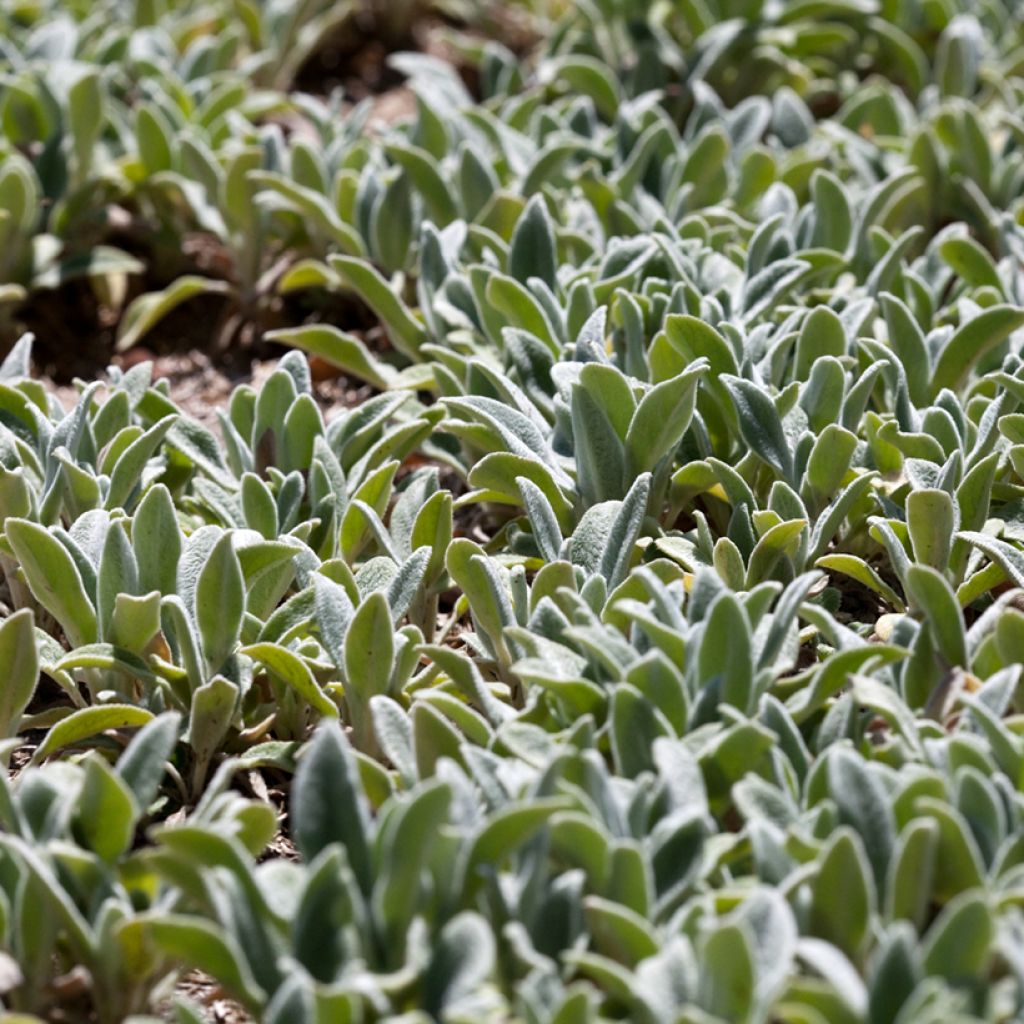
top-left (6, 1), bottom-right (1024, 1019)
top-left (0, 711), bottom-right (278, 1023)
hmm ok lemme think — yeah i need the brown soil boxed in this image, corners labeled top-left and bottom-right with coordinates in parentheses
top-left (291, 8), bottom-right (505, 102)
top-left (292, 8), bottom-right (412, 100)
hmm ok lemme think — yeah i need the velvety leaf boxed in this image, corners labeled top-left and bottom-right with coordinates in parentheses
top-left (116, 277), bottom-right (232, 352)
top-left (291, 722), bottom-right (372, 890)
top-left (196, 533), bottom-right (245, 672)
top-left (931, 305), bottom-right (1024, 395)
top-left (31, 704), bottom-right (154, 764)
top-left (6, 519), bottom-right (97, 648)
top-left (0, 609), bottom-right (37, 737)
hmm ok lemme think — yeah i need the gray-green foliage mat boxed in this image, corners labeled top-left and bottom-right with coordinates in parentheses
top-left (4, 1), bottom-right (1024, 1022)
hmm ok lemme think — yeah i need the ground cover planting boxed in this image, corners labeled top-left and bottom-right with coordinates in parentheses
top-left (3, 0), bottom-right (1024, 1021)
